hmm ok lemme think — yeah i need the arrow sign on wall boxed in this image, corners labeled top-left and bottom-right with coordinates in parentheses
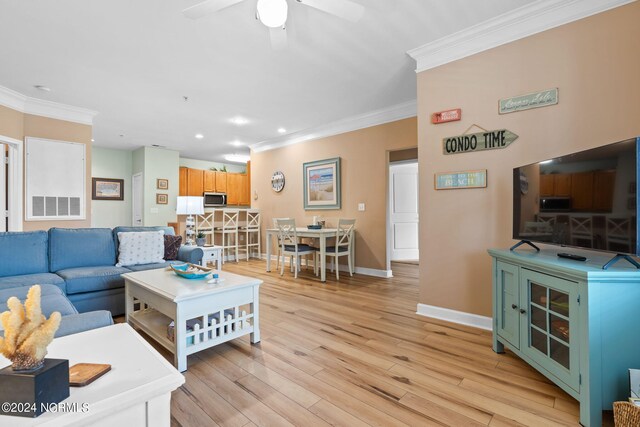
top-left (442, 129), bottom-right (518, 155)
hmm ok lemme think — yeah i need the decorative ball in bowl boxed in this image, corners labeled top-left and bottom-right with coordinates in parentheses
top-left (170, 263), bottom-right (212, 279)
top-left (307, 224), bottom-right (322, 230)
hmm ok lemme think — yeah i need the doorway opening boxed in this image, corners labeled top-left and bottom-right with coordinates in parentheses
top-left (0, 134), bottom-right (23, 232)
top-left (386, 147), bottom-right (419, 274)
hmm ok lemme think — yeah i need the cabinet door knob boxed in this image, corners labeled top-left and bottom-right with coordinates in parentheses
top-left (511, 304), bottom-right (518, 310)
top-left (519, 309), bottom-right (526, 314)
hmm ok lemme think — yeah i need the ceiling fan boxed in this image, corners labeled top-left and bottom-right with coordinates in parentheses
top-left (183, 0), bottom-right (365, 36)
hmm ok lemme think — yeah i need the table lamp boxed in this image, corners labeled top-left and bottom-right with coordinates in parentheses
top-left (176, 196), bottom-right (204, 245)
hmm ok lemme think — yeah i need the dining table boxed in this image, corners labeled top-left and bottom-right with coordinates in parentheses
top-left (265, 227), bottom-right (355, 282)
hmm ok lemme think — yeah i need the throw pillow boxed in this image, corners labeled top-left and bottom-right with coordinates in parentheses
top-left (164, 234), bottom-right (182, 260)
top-left (116, 231), bottom-right (165, 266)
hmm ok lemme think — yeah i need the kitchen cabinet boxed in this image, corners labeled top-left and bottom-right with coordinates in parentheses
top-left (490, 248), bottom-right (640, 427)
top-left (215, 171), bottom-right (227, 193)
top-left (593, 170), bottom-right (615, 211)
top-left (570, 172), bottom-right (594, 210)
top-left (240, 174), bottom-right (250, 205)
top-left (186, 168), bottom-right (204, 197)
top-left (204, 170), bottom-right (216, 192)
top-left (226, 173), bottom-right (241, 206)
top-left (179, 167), bottom-right (188, 196)
top-left (540, 174), bottom-right (571, 197)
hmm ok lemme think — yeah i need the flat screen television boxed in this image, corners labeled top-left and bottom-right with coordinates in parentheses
top-left (513, 137), bottom-right (639, 262)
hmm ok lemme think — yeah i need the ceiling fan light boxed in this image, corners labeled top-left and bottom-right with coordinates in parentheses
top-left (257, 0), bottom-right (288, 28)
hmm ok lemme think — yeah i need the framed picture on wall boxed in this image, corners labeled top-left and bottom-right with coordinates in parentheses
top-left (157, 178), bottom-right (169, 190)
top-left (92, 178), bottom-right (124, 201)
top-left (303, 157), bottom-right (341, 210)
top-left (156, 193), bottom-right (168, 204)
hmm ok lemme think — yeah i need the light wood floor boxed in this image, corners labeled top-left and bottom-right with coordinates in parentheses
top-left (149, 260), bottom-right (601, 426)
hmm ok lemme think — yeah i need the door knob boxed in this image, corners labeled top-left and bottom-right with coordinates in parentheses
top-left (511, 304), bottom-right (518, 310)
top-left (519, 309), bottom-right (526, 314)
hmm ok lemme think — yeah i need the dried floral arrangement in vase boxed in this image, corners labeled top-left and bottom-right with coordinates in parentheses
top-left (0, 285), bottom-right (61, 372)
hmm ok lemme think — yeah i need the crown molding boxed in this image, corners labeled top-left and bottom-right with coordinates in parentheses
top-left (250, 100), bottom-right (416, 153)
top-left (0, 85), bottom-right (98, 125)
top-left (407, 0), bottom-right (635, 73)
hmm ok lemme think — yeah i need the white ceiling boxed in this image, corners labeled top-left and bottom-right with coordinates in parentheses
top-left (0, 0), bottom-right (533, 163)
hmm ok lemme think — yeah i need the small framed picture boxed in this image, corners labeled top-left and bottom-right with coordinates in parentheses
top-left (156, 193), bottom-right (168, 204)
top-left (630, 369), bottom-right (640, 398)
top-left (157, 179), bottom-right (169, 190)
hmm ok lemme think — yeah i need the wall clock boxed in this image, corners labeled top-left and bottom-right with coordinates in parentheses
top-left (271, 171), bottom-right (285, 193)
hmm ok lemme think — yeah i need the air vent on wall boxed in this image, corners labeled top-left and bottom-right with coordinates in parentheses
top-left (31, 196), bottom-right (81, 217)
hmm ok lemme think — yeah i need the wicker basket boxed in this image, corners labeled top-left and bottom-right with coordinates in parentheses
top-left (613, 401), bottom-right (640, 427)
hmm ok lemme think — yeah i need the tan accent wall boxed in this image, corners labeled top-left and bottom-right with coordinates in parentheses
top-left (0, 105), bottom-right (24, 140)
top-left (417, 2), bottom-right (640, 317)
top-left (251, 117), bottom-right (417, 271)
top-left (0, 104), bottom-right (93, 231)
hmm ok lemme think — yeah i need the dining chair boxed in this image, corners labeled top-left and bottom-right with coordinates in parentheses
top-left (570, 216), bottom-right (593, 248)
top-left (275, 218), bottom-right (316, 278)
top-left (213, 209), bottom-right (239, 263)
top-left (318, 219), bottom-right (355, 280)
top-left (239, 209), bottom-right (261, 261)
top-left (606, 217), bottom-right (632, 252)
top-left (272, 217), bottom-right (290, 271)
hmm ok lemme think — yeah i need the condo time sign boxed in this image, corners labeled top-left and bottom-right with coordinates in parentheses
top-left (442, 129), bottom-right (518, 155)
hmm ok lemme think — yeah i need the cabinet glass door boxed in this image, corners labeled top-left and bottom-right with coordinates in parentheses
top-left (521, 269), bottom-right (579, 392)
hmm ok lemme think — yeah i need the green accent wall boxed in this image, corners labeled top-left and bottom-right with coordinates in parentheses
top-left (91, 146), bottom-right (133, 228)
top-left (142, 147), bottom-right (179, 226)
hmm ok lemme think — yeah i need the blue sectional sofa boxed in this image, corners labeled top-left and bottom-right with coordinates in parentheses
top-left (0, 284), bottom-right (113, 338)
top-left (0, 226), bottom-right (203, 316)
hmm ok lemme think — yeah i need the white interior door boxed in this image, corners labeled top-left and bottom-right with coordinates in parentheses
top-left (389, 162), bottom-right (419, 261)
top-left (0, 145), bottom-right (6, 232)
top-left (132, 173), bottom-right (143, 226)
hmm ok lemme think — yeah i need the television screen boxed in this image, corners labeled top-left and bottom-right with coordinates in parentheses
top-left (513, 137), bottom-right (639, 256)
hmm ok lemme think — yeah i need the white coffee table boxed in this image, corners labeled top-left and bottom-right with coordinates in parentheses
top-left (123, 268), bottom-right (261, 372)
top-left (0, 323), bottom-right (184, 426)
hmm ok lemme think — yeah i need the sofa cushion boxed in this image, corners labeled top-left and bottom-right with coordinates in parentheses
top-left (0, 284), bottom-right (77, 317)
top-left (125, 260), bottom-right (181, 272)
top-left (0, 272), bottom-right (66, 293)
top-left (164, 235), bottom-right (182, 260)
top-left (68, 288), bottom-right (125, 316)
top-left (116, 231), bottom-right (165, 267)
top-left (0, 231), bottom-right (49, 277)
top-left (49, 228), bottom-right (116, 272)
top-left (56, 265), bottom-right (129, 295)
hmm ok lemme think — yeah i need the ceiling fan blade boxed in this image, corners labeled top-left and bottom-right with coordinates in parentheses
top-left (298, 0), bottom-right (365, 22)
top-left (182, 0), bottom-right (245, 19)
top-left (269, 27), bottom-right (288, 50)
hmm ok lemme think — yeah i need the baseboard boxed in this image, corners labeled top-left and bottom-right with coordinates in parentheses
top-left (416, 303), bottom-right (492, 331)
top-left (260, 254), bottom-right (393, 278)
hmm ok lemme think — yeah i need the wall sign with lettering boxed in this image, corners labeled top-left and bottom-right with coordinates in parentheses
top-left (435, 170), bottom-right (487, 190)
top-left (499, 88), bottom-right (558, 114)
top-left (442, 129), bottom-right (518, 155)
top-left (431, 108), bottom-right (461, 124)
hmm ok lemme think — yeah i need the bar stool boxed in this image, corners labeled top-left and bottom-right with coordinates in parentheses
top-left (195, 212), bottom-right (214, 245)
top-left (239, 209), bottom-right (261, 261)
top-left (213, 209), bottom-right (239, 263)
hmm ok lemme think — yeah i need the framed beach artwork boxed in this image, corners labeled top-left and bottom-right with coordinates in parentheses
top-left (92, 178), bottom-right (124, 201)
top-left (303, 157), bottom-right (341, 210)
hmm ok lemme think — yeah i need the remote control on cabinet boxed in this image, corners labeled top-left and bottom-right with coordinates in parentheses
top-left (557, 252), bottom-right (587, 262)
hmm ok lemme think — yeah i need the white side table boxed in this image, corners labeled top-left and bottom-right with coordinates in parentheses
top-left (199, 245), bottom-right (223, 269)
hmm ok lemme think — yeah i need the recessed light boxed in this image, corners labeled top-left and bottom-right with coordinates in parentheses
top-left (91, 138), bottom-right (95, 142)
top-left (277, 127), bottom-right (286, 134)
top-left (230, 140), bottom-right (244, 147)
top-left (230, 116), bottom-right (249, 126)
top-left (195, 133), bottom-right (204, 139)
top-left (224, 154), bottom-right (250, 163)
top-left (34, 85), bottom-right (51, 92)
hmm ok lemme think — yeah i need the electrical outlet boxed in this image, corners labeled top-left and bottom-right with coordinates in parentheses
top-left (358, 203), bottom-right (365, 211)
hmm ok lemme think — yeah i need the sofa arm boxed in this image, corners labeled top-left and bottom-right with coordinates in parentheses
top-left (177, 246), bottom-right (204, 264)
top-left (55, 311), bottom-right (114, 338)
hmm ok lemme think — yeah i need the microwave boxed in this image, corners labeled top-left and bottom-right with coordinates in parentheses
top-left (204, 192), bottom-right (227, 207)
top-left (539, 197), bottom-right (571, 212)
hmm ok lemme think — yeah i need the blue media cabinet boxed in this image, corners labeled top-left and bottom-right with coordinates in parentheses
top-left (489, 248), bottom-right (640, 427)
